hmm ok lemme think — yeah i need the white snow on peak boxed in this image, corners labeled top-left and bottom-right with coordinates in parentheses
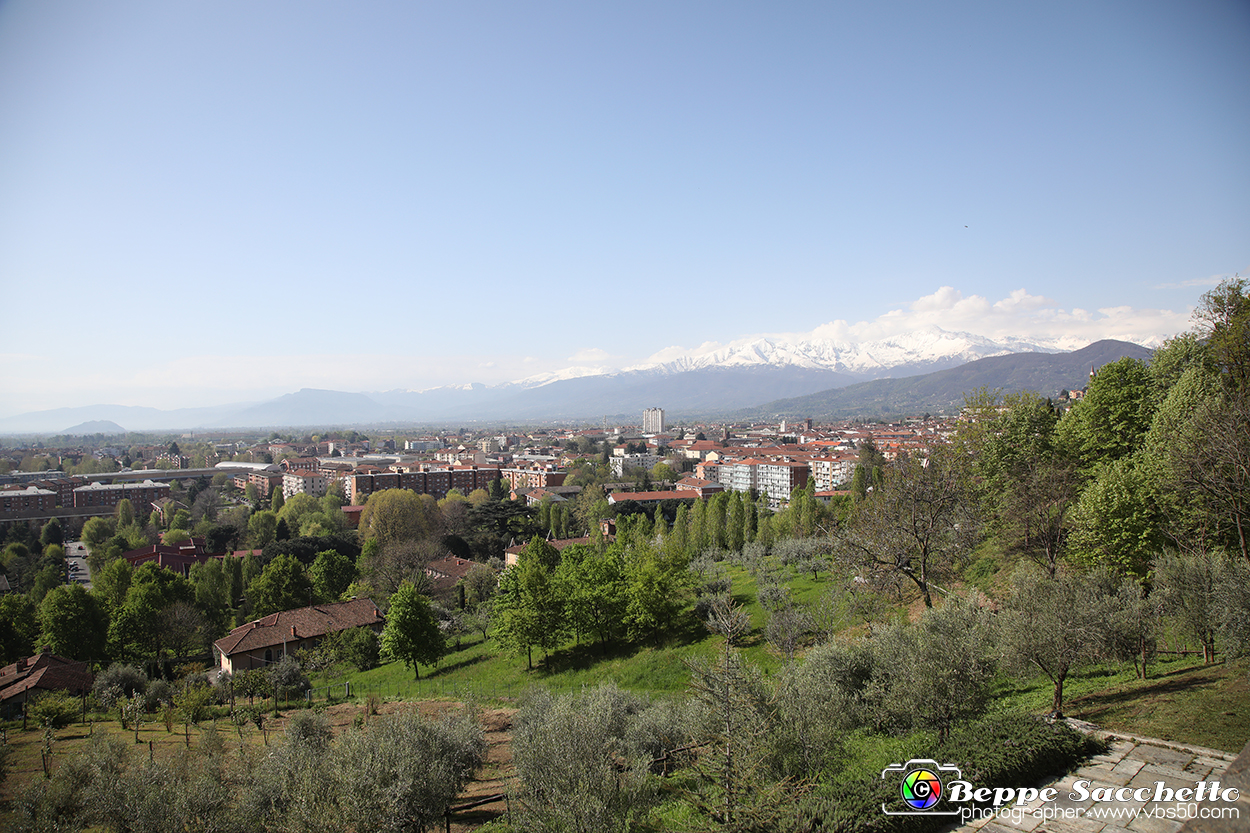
top-left (506, 365), bottom-right (616, 389)
top-left (623, 326), bottom-right (1082, 377)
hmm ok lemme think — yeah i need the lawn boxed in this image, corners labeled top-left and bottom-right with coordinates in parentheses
top-left (341, 562), bottom-right (860, 704)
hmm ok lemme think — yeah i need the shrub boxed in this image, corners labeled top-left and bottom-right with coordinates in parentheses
top-left (91, 664), bottom-right (147, 709)
top-left (339, 626), bottom-right (381, 671)
top-left (28, 690), bottom-right (78, 729)
top-left (787, 713), bottom-right (1105, 833)
top-left (334, 707), bottom-right (486, 833)
top-left (173, 681), bottom-right (216, 724)
top-left (757, 582), bottom-right (792, 612)
top-left (699, 575), bottom-right (732, 597)
top-left (268, 656), bottom-right (309, 697)
top-left (144, 679), bottom-right (173, 711)
top-left (513, 684), bottom-right (661, 833)
top-left (285, 711), bottom-right (332, 752)
top-left (765, 605), bottom-right (812, 660)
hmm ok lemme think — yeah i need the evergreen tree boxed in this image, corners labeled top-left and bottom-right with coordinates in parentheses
top-left (671, 503), bottom-right (690, 554)
top-left (726, 492), bottom-right (745, 552)
top-left (690, 499), bottom-right (708, 555)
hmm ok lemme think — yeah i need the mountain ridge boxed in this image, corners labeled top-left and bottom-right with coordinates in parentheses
top-left (0, 332), bottom-right (1154, 433)
top-left (742, 339), bottom-right (1155, 421)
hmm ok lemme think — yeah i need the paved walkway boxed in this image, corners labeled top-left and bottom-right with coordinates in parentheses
top-left (950, 723), bottom-right (1247, 833)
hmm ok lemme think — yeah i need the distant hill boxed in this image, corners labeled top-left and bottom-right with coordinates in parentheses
top-left (0, 338), bottom-right (1157, 433)
top-left (59, 420), bottom-right (127, 435)
top-left (0, 403), bottom-right (254, 435)
top-left (743, 339), bottom-right (1155, 420)
top-left (210, 389), bottom-right (395, 428)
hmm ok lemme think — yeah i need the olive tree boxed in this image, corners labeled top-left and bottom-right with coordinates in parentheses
top-left (513, 683), bottom-right (675, 833)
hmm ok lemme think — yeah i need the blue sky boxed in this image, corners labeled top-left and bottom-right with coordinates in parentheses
top-left (1, 0), bottom-right (1246, 415)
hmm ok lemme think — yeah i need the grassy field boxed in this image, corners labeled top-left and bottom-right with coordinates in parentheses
top-left (341, 563), bottom-right (867, 703)
top-left (332, 561), bottom-right (1249, 755)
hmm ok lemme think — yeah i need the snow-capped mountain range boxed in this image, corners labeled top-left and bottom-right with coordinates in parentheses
top-left (0, 328), bottom-right (1146, 433)
top-left (499, 327), bottom-right (1082, 391)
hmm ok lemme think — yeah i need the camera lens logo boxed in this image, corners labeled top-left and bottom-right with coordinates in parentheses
top-left (900, 768), bottom-right (943, 811)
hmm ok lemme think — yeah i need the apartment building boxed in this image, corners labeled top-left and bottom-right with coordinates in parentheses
top-left (72, 480), bottom-right (172, 512)
top-left (283, 470), bottom-right (328, 499)
top-left (0, 486), bottom-right (57, 516)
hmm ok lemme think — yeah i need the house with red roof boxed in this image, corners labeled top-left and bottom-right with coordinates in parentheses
top-left (212, 598), bottom-right (384, 675)
top-left (0, 653), bottom-right (94, 712)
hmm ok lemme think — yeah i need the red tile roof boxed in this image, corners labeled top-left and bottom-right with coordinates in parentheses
top-left (214, 599), bottom-right (383, 658)
top-left (0, 653), bottom-right (94, 705)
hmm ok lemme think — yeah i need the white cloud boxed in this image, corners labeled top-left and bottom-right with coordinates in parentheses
top-left (566, 347), bottom-right (615, 364)
top-left (829, 286), bottom-right (1188, 347)
top-left (641, 286), bottom-right (1191, 367)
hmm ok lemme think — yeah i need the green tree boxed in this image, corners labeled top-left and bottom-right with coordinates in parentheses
top-left (92, 556), bottom-right (134, 615)
top-left (115, 498), bottom-right (135, 528)
top-left (309, 549), bottom-right (357, 603)
top-left (163, 528), bottom-right (192, 546)
top-left (0, 594), bottom-right (38, 663)
top-left (689, 498), bottom-right (708, 554)
top-left (462, 562), bottom-right (498, 608)
top-left (169, 509), bottom-right (191, 532)
top-left (270, 489), bottom-right (285, 513)
top-left (493, 538), bottom-right (566, 670)
top-left (39, 518), bottom-right (64, 548)
top-left (1066, 455), bottom-right (1164, 577)
top-left (359, 489), bottom-right (440, 549)
top-left (188, 557), bottom-right (233, 634)
top-left (381, 581), bottom-right (445, 679)
top-left (339, 626), bottom-right (381, 671)
top-left (248, 509), bottom-right (279, 548)
top-left (1191, 277), bottom-right (1250, 392)
top-left (108, 581), bottom-right (167, 665)
top-left (1161, 387), bottom-right (1250, 560)
top-left (726, 492), bottom-right (745, 552)
top-left (624, 546), bottom-right (686, 646)
top-left (81, 516), bottom-right (116, 562)
top-left (38, 584), bottom-right (108, 662)
top-left (247, 554), bottom-right (314, 617)
top-left (1057, 356), bottom-right (1155, 472)
top-left (277, 493), bottom-right (321, 534)
top-left (556, 544), bottom-right (627, 647)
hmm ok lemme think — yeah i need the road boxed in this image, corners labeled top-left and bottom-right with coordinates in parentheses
top-left (64, 541), bottom-right (91, 590)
